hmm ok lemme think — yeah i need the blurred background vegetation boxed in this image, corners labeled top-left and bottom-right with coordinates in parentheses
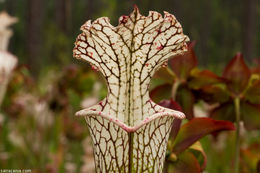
top-left (0, 0), bottom-right (260, 173)
top-left (0, 0), bottom-right (260, 75)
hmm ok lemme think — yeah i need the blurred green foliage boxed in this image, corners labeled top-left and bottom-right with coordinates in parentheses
top-left (0, 64), bottom-right (107, 172)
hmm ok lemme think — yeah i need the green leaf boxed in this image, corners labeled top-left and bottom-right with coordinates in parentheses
top-left (223, 53), bottom-right (251, 96)
top-left (176, 85), bottom-right (195, 119)
top-left (241, 102), bottom-right (260, 130)
top-left (170, 151), bottom-right (201, 173)
top-left (150, 84), bottom-right (172, 103)
top-left (189, 141), bottom-right (207, 170)
top-left (169, 41), bottom-right (197, 80)
top-left (172, 118), bottom-right (235, 154)
top-left (244, 78), bottom-right (260, 104)
top-left (67, 89), bottom-right (81, 110)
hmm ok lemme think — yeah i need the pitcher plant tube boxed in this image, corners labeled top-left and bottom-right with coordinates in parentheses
top-left (73, 6), bottom-right (189, 172)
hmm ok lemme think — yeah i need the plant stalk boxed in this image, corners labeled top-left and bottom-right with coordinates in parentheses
top-left (171, 81), bottom-right (180, 100)
top-left (234, 97), bottom-right (240, 173)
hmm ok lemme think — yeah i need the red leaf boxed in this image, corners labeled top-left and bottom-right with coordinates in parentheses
top-left (150, 84), bottom-right (172, 103)
top-left (189, 70), bottom-right (224, 90)
top-left (176, 85), bottom-right (195, 119)
top-left (158, 99), bottom-right (183, 111)
top-left (223, 53), bottom-right (251, 95)
top-left (197, 85), bottom-right (230, 104)
top-left (171, 119), bottom-right (182, 141)
top-left (210, 102), bottom-right (235, 122)
top-left (172, 118), bottom-right (235, 154)
top-left (169, 41), bottom-right (198, 80)
top-left (158, 99), bottom-right (183, 140)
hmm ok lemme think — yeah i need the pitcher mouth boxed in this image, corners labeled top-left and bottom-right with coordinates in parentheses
top-left (76, 108), bottom-right (185, 133)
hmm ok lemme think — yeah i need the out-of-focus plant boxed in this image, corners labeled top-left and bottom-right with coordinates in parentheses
top-left (43, 64), bottom-right (98, 114)
top-left (151, 42), bottom-right (223, 119)
top-left (0, 11), bottom-right (18, 107)
top-left (158, 99), bottom-right (235, 173)
top-left (196, 53), bottom-right (260, 172)
top-left (199, 53), bottom-right (260, 129)
top-left (1, 64), bottom-right (97, 172)
top-left (151, 40), bottom-right (260, 172)
top-left (2, 65), bottom-right (34, 116)
top-left (0, 11), bottom-right (17, 51)
top-left (0, 52), bottom-right (17, 107)
top-left (73, 6), bottom-right (189, 172)
top-left (0, 12), bottom-right (17, 106)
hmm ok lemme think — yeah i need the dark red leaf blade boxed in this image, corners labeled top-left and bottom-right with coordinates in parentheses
top-left (150, 84), bottom-right (172, 103)
top-left (189, 70), bottom-right (224, 90)
top-left (210, 102), bottom-right (235, 122)
top-left (176, 86), bottom-right (195, 119)
top-left (197, 85), bottom-right (230, 104)
top-left (169, 41), bottom-right (197, 80)
top-left (158, 99), bottom-right (183, 140)
top-left (172, 118), bottom-right (235, 154)
top-left (158, 99), bottom-right (183, 111)
top-left (170, 119), bottom-right (182, 142)
top-left (169, 151), bottom-right (201, 173)
top-left (241, 102), bottom-right (260, 130)
top-left (223, 53), bottom-right (251, 95)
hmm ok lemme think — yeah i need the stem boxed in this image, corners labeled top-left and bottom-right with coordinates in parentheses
top-left (171, 81), bottom-right (180, 100)
top-left (128, 132), bottom-right (134, 172)
top-left (0, 82), bottom-right (7, 107)
top-left (234, 97), bottom-right (240, 173)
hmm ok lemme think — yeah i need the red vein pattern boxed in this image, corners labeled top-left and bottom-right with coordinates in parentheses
top-left (73, 6), bottom-right (189, 173)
